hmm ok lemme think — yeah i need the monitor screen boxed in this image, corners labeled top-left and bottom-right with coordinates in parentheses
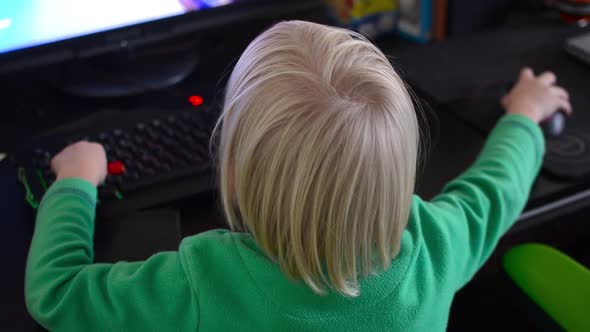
top-left (0, 0), bottom-right (237, 55)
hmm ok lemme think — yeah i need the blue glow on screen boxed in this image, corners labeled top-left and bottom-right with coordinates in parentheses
top-left (0, 0), bottom-right (235, 54)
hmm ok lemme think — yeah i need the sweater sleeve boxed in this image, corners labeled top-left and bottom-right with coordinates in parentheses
top-left (25, 178), bottom-right (199, 332)
top-left (417, 114), bottom-right (545, 289)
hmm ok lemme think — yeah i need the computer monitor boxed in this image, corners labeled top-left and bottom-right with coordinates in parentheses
top-left (0, 1), bottom-right (320, 96)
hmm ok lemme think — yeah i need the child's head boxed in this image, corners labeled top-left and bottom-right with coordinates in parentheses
top-left (216, 21), bottom-right (419, 296)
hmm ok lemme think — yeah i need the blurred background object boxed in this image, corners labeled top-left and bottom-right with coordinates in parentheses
top-left (325, 0), bottom-right (400, 38)
top-left (553, 0), bottom-right (590, 24)
top-left (324, 0), bottom-right (448, 41)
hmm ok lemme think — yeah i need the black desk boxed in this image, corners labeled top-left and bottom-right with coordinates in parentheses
top-left (381, 16), bottom-right (590, 233)
top-left (3, 15), bottom-right (590, 331)
top-left (0, 164), bottom-right (38, 330)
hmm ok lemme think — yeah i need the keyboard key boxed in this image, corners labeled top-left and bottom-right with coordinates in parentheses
top-left (119, 139), bottom-right (134, 150)
top-left (193, 144), bottom-right (209, 159)
top-left (161, 137), bottom-right (176, 147)
top-left (132, 136), bottom-right (145, 146)
top-left (135, 122), bottom-right (146, 132)
top-left (166, 115), bottom-right (177, 125)
top-left (146, 129), bottom-right (160, 141)
top-left (191, 130), bottom-right (210, 141)
top-left (139, 154), bottom-right (158, 166)
top-left (34, 148), bottom-right (47, 156)
top-left (97, 132), bottom-right (109, 141)
top-left (162, 128), bottom-right (176, 138)
top-left (179, 150), bottom-right (197, 162)
top-left (134, 163), bottom-right (146, 174)
top-left (112, 148), bottom-right (125, 158)
top-left (177, 123), bottom-right (192, 134)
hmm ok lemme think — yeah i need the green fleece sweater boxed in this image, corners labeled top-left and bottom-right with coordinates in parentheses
top-left (25, 114), bottom-right (544, 332)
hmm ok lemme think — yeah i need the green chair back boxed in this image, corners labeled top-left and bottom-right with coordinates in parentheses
top-left (503, 243), bottom-right (590, 332)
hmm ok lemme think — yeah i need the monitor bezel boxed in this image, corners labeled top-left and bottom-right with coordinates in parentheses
top-left (0, 0), bottom-right (320, 73)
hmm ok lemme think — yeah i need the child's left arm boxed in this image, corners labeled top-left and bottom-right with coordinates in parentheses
top-left (25, 143), bottom-right (199, 331)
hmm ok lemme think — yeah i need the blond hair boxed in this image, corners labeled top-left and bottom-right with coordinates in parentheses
top-left (214, 21), bottom-right (419, 297)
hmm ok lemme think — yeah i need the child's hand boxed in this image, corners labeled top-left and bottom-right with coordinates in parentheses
top-left (502, 67), bottom-right (572, 123)
top-left (51, 141), bottom-right (107, 187)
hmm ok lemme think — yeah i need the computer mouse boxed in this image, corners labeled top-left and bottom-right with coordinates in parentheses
top-left (541, 111), bottom-right (566, 137)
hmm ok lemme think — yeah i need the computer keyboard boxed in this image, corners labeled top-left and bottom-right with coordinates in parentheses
top-left (14, 108), bottom-right (217, 217)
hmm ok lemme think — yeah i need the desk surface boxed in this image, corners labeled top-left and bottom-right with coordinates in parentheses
top-left (381, 17), bottom-right (590, 232)
top-left (3, 13), bottom-right (590, 331)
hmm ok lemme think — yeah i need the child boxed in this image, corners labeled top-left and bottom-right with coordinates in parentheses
top-left (25, 21), bottom-right (571, 331)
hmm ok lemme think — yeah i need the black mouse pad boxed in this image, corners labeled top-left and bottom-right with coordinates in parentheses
top-left (442, 98), bottom-right (590, 180)
top-left (440, 96), bottom-right (504, 135)
top-left (94, 208), bottom-right (182, 263)
top-left (544, 129), bottom-right (590, 180)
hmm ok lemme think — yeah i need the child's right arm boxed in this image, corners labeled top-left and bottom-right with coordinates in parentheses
top-left (25, 142), bottom-right (199, 332)
top-left (414, 68), bottom-right (572, 289)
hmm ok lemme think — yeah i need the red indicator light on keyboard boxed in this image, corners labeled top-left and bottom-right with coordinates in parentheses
top-left (188, 95), bottom-right (203, 107)
top-left (108, 161), bottom-right (125, 175)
